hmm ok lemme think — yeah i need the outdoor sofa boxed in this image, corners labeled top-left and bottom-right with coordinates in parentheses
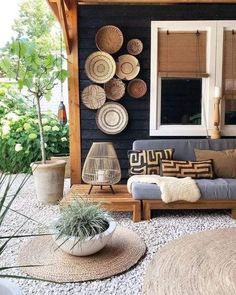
top-left (129, 139), bottom-right (236, 220)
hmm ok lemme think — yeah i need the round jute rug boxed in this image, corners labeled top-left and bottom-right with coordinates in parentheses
top-left (143, 228), bottom-right (236, 295)
top-left (18, 227), bottom-right (146, 283)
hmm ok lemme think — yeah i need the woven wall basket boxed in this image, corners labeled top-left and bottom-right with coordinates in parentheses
top-left (85, 51), bottom-right (116, 84)
top-left (96, 102), bottom-right (128, 135)
top-left (127, 79), bottom-right (147, 98)
top-left (95, 25), bottom-right (124, 54)
top-left (82, 85), bottom-right (106, 109)
top-left (116, 54), bottom-right (140, 81)
top-left (104, 78), bottom-right (126, 101)
top-left (127, 39), bottom-right (143, 56)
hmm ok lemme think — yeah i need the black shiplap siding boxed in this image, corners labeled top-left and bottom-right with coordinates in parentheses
top-left (78, 4), bottom-right (236, 182)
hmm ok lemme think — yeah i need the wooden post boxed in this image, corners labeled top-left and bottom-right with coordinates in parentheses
top-left (67, 0), bottom-right (81, 184)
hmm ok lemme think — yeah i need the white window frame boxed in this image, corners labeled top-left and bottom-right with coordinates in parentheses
top-left (217, 21), bottom-right (236, 136)
top-left (150, 21), bottom-right (217, 136)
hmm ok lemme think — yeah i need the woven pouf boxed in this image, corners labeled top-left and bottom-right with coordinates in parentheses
top-left (143, 228), bottom-right (236, 295)
top-left (18, 227), bottom-right (146, 283)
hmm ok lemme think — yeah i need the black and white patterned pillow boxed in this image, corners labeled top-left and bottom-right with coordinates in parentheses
top-left (128, 149), bottom-right (174, 176)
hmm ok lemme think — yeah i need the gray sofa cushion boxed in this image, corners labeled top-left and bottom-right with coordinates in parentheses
top-left (133, 139), bottom-right (236, 161)
top-left (131, 178), bottom-right (236, 200)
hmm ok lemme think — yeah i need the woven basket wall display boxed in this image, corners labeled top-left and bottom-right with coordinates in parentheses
top-left (104, 78), bottom-right (126, 101)
top-left (96, 102), bottom-right (128, 135)
top-left (82, 85), bottom-right (106, 109)
top-left (85, 51), bottom-right (116, 84)
top-left (116, 54), bottom-right (140, 81)
top-left (127, 79), bottom-right (147, 98)
top-left (127, 39), bottom-right (143, 56)
top-left (95, 25), bottom-right (124, 54)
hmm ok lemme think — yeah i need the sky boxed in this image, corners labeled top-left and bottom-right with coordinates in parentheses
top-left (0, 0), bottom-right (20, 47)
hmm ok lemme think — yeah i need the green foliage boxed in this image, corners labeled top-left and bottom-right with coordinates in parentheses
top-left (12, 0), bottom-right (61, 52)
top-left (53, 199), bottom-right (110, 241)
top-left (0, 39), bottom-right (67, 98)
top-left (0, 38), bottom-right (68, 164)
top-left (0, 84), bottom-right (29, 118)
top-left (0, 110), bottom-right (69, 173)
top-left (0, 171), bottom-right (55, 281)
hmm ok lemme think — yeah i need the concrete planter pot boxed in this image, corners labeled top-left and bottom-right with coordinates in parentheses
top-left (50, 155), bottom-right (70, 178)
top-left (31, 160), bottom-right (66, 204)
top-left (53, 220), bottom-right (117, 256)
top-left (0, 279), bottom-right (21, 295)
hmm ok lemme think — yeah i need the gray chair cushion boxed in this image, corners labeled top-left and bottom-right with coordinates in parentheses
top-left (131, 178), bottom-right (236, 200)
top-left (133, 139), bottom-right (236, 161)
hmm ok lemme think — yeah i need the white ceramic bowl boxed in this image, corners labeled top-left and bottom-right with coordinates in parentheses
top-left (53, 220), bottom-right (116, 256)
top-left (0, 280), bottom-right (22, 295)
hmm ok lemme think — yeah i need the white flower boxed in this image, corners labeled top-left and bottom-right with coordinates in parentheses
top-left (2, 125), bottom-right (10, 135)
top-left (15, 143), bottom-right (23, 152)
top-left (33, 119), bottom-right (39, 124)
top-left (42, 118), bottom-right (48, 125)
top-left (28, 133), bottom-right (37, 140)
top-left (52, 126), bottom-right (60, 132)
top-left (44, 143), bottom-right (47, 148)
top-left (43, 125), bottom-right (51, 132)
top-left (6, 112), bottom-right (20, 122)
top-left (23, 123), bottom-right (31, 130)
top-left (61, 137), bottom-right (67, 142)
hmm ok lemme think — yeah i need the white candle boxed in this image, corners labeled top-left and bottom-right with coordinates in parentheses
top-left (97, 170), bottom-right (106, 182)
top-left (214, 86), bottom-right (222, 98)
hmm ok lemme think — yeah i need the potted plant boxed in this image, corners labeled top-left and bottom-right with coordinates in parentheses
top-left (51, 199), bottom-right (116, 256)
top-left (0, 39), bottom-right (68, 203)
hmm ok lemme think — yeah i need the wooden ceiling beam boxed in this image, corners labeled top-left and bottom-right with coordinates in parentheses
top-left (47, 1), bottom-right (60, 23)
top-left (64, 0), bottom-right (71, 9)
top-left (47, 0), bottom-right (72, 54)
top-left (58, 0), bottom-right (72, 54)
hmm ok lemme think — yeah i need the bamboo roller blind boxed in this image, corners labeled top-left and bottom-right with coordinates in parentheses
top-left (158, 31), bottom-right (208, 78)
top-left (223, 31), bottom-right (236, 113)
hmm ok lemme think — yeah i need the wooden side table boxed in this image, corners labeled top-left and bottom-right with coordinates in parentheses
top-left (61, 184), bottom-right (141, 222)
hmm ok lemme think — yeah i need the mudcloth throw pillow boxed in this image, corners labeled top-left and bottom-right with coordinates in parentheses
top-left (128, 149), bottom-right (174, 176)
top-left (161, 159), bottom-right (214, 179)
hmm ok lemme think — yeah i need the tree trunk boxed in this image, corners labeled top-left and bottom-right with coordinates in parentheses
top-left (35, 95), bottom-right (46, 164)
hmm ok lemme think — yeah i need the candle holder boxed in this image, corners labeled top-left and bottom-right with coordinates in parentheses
top-left (82, 142), bottom-right (121, 194)
top-left (211, 87), bottom-right (222, 139)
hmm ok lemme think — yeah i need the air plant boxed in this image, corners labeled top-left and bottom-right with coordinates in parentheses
top-left (52, 199), bottom-right (110, 243)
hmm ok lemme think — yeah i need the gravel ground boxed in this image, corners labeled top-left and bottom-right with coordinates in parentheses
top-left (1, 174), bottom-right (236, 295)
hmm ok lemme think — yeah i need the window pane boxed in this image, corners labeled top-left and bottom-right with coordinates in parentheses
top-left (225, 100), bottom-right (236, 124)
top-left (161, 78), bottom-right (202, 125)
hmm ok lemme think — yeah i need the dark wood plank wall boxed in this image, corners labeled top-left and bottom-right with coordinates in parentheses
top-left (78, 4), bottom-right (236, 182)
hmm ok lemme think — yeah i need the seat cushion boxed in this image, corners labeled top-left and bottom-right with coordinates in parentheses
top-left (131, 178), bottom-right (236, 200)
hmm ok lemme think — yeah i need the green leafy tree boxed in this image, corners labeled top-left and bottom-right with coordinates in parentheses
top-left (0, 39), bottom-right (68, 164)
top-left (12, 0), bottom-right (61, 52)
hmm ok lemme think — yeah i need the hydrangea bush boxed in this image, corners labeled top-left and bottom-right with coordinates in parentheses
top-left (0, 109), bottom-right (69, 173)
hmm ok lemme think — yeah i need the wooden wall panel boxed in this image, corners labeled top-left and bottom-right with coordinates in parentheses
top-left (78, 4), bottom-right (236, 182)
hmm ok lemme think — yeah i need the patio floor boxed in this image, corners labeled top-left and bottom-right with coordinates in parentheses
top-left (1, 175), bottom-right (236, 295)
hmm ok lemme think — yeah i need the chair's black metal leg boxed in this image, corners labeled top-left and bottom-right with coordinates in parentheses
top-left (110, 185), bottom-right (115, 194)
top-left (88, 185), bottom-right (93, 195)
